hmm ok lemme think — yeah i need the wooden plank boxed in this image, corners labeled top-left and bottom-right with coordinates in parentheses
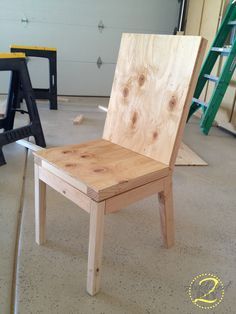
top-left (103, 34), bottom-right (207, 167)
top-left (87, 201), bottom-right (105, 296)
top-left (216, 108), bottom-right (236, 135)
top-left (38, 166), bottom-right (91, 213)
top-left (176, 143), bottom-right (207, 166)
top-left (41, 160), bottom-right (88, 194)
top-left (36, 139), bottom-right (169, 201)
top-left (73, 114), bottom-right (84, 125)
top-left (16, 139), bottom-right (45, 152)
top-left (105, 178), bottom-right (165, 213)
top-left (97, 107), bottom-right (208, 166)
top-left (200, 0), bottom-right (223, 53)
top-left (98, 105), bottom-right (108, 112)
top-left (158, 177), bottom-right (174, 248)
top-left (185, 0), bottom-right (205, 36)
top-left (34, 164), bottom-right (47, 245)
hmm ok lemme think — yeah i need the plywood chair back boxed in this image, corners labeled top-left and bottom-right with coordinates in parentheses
top-left (103, 34), bottom-right (206, 169)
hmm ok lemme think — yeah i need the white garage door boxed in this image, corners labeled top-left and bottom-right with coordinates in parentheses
top-left (0, 0), bottom-right (180, 96)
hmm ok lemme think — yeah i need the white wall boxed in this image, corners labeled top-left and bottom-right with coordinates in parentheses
top-left (0, 0), bottom-right (180, 96)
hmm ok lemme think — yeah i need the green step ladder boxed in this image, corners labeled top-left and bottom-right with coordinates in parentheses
top-left (187, 0), bottom-right (236, 135)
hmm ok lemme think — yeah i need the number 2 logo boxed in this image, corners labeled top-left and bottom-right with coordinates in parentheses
top-left (189, 274), bottom-right (224, 309)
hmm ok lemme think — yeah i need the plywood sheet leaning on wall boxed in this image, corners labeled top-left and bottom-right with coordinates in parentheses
top-left (185, 0), bottom-right (225, 112)
top-left (103, 33), bottom-right (206, 167)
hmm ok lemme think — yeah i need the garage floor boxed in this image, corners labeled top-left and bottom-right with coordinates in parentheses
top-left (0, 97), bottom-right (235, 314)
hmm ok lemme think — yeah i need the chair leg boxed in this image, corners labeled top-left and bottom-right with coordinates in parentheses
top-left (158, 177), bottom-right (174, 248)
top-left (87, 201), bottom-right (105, 296)
top-left (34, 164), bottom-right (46, 245)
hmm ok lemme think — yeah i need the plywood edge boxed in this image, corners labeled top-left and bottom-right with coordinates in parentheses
top-left (40, 160), bottom-right (88, 194)
top-left (38, 166), bottom-right (91, 213)
top-left (169, 37), bottom-right (208, 169)
top-left (87, 167), bottom-right (169, 202)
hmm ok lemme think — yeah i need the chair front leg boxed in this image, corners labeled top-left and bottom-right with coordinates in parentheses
top-left (158, 176), bottom-right (174, 248)
top-left (34, 164), bottom-right (46, 245)
top-left (87, 201), bottom-right (105, 296)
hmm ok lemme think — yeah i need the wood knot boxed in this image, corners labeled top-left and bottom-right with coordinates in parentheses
top-left (80, 153), bottom-right (91, 158)
top-left (93, 167), bottom-right (107, 173)
top-left (152, 131), bottom-right (158, 141)
top-left (169, 96), bottom-right (177, 111)
top-left (65, 163), bottom-right (76, 167)
top-left (62, 150), bottom-right (72, 154)
top-left (138, 74), bottom-right (145, 86)
top-left (131, 111), bottom-right (138, 128)
top-left (123, 87), bottom-right (129, 98)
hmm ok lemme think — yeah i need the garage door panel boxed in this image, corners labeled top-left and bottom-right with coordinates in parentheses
top-left (1, 0), bottom-right (179, 32)
top-left (57, 62), bottom-right (115, 96)
top-left (0, 0), bottom-right (179, 95)
top-left (0, 22), bottom-right (174, 63)
top-left (0, 21), bottom-right (120, 62)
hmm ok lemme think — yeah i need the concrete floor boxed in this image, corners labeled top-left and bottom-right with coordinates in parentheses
top-left (0, 97), bottom-right (236, 314)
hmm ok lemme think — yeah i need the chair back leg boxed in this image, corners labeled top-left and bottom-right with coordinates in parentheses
top-left (158, 177), bottom-right (174, 248)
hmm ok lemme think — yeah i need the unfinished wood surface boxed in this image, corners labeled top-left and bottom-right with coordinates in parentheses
top-left (17, 139), bottom-right (45, 152)
top-left (158, 177), bottom-right (174, 248)
top-left (105, 178), bottom-right (165, 213)
top-left (35, 139), bottom-right (169, 201)
top-left (73, 114), bottom-right (84, 125)
top-left (200, 0), bottom-right (223, 53)
top-left (185, 0), bottom-right (205, 36)
top-left (87, 201), bottom-right (105, 296)
top-left (38, 166), bottom-right (91, 213)
top-left (98, 105), bottom-right (108, 112)
top-left (216, 108), bottom-right (236, 135)
top-left (35, 164), bottom-right (46, 245)
top-left (103, 33), bottom-right (207, 167)
top-left (176, 143), bottom-right (207, 166)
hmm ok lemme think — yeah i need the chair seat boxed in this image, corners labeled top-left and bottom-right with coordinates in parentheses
top-left (35, 139), bottom-right (169, 201)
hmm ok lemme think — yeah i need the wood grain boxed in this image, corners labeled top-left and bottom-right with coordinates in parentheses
top-left (103, 33), bottom-right (206, 167)
top-left (35, 139), bottom-right (169, 201)
top-left (176, 143), bottom-right (207, 166)
top-left (35, 164), bottom-right (46, 245)
top-left (158, 177), bottom-right (174, 248)
top-left (38, 166), bottom-right (91, 213)
top-left (87, 201), bottom-right (105, 296)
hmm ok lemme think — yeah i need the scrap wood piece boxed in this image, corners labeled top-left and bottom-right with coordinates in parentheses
top-left (176, 142), bottom-right (207, 166)
top-left (0, 100), bottom-right (6, 117)
top-left (73, 114), bottom-right (84, 125)
top-left (57, 96), bottom-right (69, 102)
top-left (16, 139), bottom-right (45, 152)
top-left (215, 108), bottom-right (236, 135)
top-left (98, 105), bottom-right (108, 112)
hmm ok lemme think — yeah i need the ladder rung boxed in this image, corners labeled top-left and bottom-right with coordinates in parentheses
top-left (204, 74), bottom-right (219, 82)
top-left (228, 21), bottom-right (236, 25)
top-left (192, 98), bottom-right (208, 108)
top-left (211, 47), bottom-right (231, 55)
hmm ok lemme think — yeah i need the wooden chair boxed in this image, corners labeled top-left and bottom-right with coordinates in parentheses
top-left (34, 34), bottom-right (206, 295)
